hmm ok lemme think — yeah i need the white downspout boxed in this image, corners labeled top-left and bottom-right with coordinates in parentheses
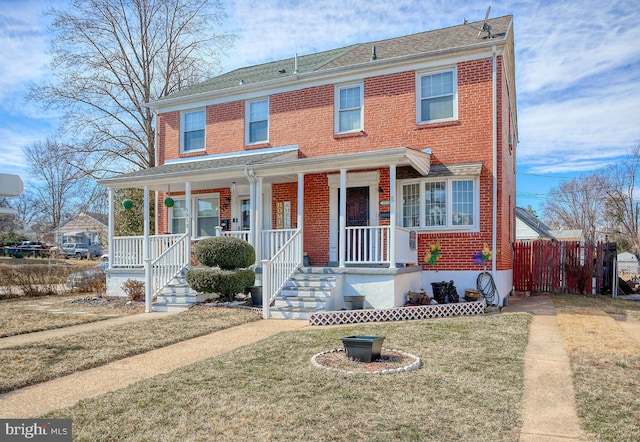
top-left (492, 45), bottom-right (499, 302)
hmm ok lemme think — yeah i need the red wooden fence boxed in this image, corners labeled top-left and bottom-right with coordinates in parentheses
top-left (513, 241), bottom-right (606, 294)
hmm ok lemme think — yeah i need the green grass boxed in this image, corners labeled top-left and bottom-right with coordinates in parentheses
top-left (46, 314), bottom-right (531, 441)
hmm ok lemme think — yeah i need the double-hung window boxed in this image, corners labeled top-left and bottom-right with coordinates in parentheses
top-left (181, 109), bottom-right (205, 152)
top-left (401, 177), bottom-right (477, 230)
top-left (417, 69), bottom-right (456, 123)
top-left (246, 98), bottom-right (269, 144)
top-left (170, 195), bottom-right (220, 237)
top-left (335, 83), bottom-right (363, 133)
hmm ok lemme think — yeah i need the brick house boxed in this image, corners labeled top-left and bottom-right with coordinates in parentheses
top-left (99, 15), bottom-right (518, 317)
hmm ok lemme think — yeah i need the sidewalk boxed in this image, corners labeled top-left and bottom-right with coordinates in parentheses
top-left (0, 317), bottom-right (308, 418)
top-left (506, 294), bottom-right (587, 441)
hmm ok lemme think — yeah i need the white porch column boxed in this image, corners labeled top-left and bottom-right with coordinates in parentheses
top-left (297, 172), bottom-right (304, 263)
top-left (143, 186), bottom-right (151, 313)
top-left (248, 176), bottom-right (255, 246)
top-left (338, 169), bottom-right (347, 267)
top-left (255, 176), bottom-right (263, 263)
top-left (107, 188), bottom-right (114, 269)
top-left (389, 165), bottom-right (397, 267)
top-left (185, 181), bottom-right (192, 264)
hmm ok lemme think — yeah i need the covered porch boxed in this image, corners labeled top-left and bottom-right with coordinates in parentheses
top-left (99, 146), bottom-right (431, 316)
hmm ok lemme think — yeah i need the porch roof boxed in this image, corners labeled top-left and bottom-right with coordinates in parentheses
top-left (98, 146), bottom-right (431, 192)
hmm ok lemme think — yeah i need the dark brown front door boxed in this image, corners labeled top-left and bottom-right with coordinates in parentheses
top-left (346, 187), bottom-right (369, 227)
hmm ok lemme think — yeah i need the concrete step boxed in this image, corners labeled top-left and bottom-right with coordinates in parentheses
top-left (274, 297), bottom-right (327, 309)
top-left (280, 287), bottom-right (333, 298)
top-left (152, 302), bottom-right (191, 312)
top-left (269, 306), bottom-right (324, 320)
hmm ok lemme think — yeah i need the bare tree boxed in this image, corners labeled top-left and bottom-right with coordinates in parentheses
top-left (29, 0), bottom-right (233, 175)
top-left (542, 173), bottom-right (603, 244)
top-left (23, 140), bottom-right (89, 233)
top-left (596, 145), bottom-right (640, 253)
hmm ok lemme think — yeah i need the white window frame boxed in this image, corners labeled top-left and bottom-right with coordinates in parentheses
top-left (416, 67), bottom-right (458, 124)
top-left (399, 176), bottom-right (478, 232)
top-left (245, 97), bottom-right (269, 144)
top-left (334, 82), bottom-right (364, 134)
top-left (180, 109), bottom-right (206, 153)
top-left (169, 193), bottom-right (220, 238)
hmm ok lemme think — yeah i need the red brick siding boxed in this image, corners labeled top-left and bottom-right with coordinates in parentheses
top-left (156, 57), bottom-right (514, 270)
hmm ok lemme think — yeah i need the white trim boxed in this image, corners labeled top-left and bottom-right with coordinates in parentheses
top-left (180, 109), bottom-right (206, 153)
top-left (398, 175), bottom-right (479, 233)
top-left (334, 82), bottom-right (364, 134)
top-left (169, 192), bottom-right (221, 237)
top-left (328, 171), bottom-right (380, 264)
top-left (416, 66), bottom-right (458, 124)
top-left (245, 97), bottom-right (269, 145)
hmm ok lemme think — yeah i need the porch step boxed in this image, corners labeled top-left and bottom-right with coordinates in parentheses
top-left (269, 269), bottom-right (343, 319)
top-left (151, 278), bottom-right (202, 312)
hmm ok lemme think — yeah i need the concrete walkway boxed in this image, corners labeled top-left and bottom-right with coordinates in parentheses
top-left (1, 295), bottom-right (637, 440)
top-left (0, 317), bottom-right (308, 418)
top-left (506, 295), bottom-right (587, 441)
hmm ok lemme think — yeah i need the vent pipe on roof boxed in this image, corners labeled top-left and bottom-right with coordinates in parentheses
top-left (294, 53), bottom-right (299, 75)
top-left (370, 45), bottom-right (377, 61)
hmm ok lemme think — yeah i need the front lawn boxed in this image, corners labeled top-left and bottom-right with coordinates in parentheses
top-left (47, 314), bottom-right (530, 441)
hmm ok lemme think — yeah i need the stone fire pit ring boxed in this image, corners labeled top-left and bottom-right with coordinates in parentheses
top-left (311, 348), bottom-right (422, 375)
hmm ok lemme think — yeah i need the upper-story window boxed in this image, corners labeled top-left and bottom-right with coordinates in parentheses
top-left (181, 109), bottom-right (205, 152)
top-left (417, 68), bottom-right (457, 123)
top-left (400, 176), bottom-right (477, 230)
top-left (246, 98), bottom-right (269, 144)
top-left (335, 83), bottom-right (363, 133)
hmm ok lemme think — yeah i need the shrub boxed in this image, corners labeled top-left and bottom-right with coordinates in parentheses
top-left (122, 279), bottom-right (145, 301)
top-left (186, 268), bottom-right (255, 302)
top-left (193, 237), bottom-right (255, 269)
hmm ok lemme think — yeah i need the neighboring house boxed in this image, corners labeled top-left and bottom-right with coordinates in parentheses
top-left (549, 229), bottom-right (585, 246)
top-left (53, 212), bottom-right (108, 248)
top-left (515, 207), bottom-right (554, 241)
top-left (99, 15), bottom-right (518, 316)
top-left (617, 251), bottom-right (639, 275)
top-left (0, 174), bottom-right (23, 216)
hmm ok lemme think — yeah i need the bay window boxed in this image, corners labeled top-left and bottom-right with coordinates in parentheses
top-left (401, 177), bottom-right (477, 230)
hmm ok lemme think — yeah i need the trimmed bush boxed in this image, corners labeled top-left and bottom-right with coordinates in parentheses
top-left (193, 236), bottom-right (255, 269)
top-left (186, 268), bottom-right (256, 302)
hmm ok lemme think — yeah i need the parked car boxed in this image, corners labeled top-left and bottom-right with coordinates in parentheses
top-left (66, 262), bottom-right (108, 290)
top-left (57, 243), bottom-right (103, 260)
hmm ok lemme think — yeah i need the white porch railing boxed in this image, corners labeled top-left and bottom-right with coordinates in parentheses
top-left (345, 226), bottom-right (390, 264)
top-left (112, 234), bottom-right (185, 267)
top-left (221, 230), bottom-right (250, 243)
top-left (261, 229), bottom-right (297, 260)
top-left (145, 233), bottom-right (189, 312)
top-left (261, 229), bottom-right (303, 319)
top-left (345, 226), bottom-right (417, 266)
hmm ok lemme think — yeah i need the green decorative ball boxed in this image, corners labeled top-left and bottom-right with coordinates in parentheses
top-left (164, 197), bottom-right (175, 208)
top-left (122, 199), bottom-right (134, 211)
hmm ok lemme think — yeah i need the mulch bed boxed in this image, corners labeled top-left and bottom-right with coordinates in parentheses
top-left (312, 348), bottom-right (421, 374)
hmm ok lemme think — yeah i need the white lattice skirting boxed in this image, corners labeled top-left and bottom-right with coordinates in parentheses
top-left (309, 300), bottom-right (487, 326)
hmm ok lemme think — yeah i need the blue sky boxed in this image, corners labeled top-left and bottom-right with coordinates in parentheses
top-left (1, 0), bottom-right (639, 216)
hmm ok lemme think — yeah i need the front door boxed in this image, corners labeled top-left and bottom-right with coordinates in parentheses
top-left (341, 187), bottom-right (370, 262)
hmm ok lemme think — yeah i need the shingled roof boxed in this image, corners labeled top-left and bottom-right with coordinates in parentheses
top-left (159, 15), bottom-right (512, 101)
